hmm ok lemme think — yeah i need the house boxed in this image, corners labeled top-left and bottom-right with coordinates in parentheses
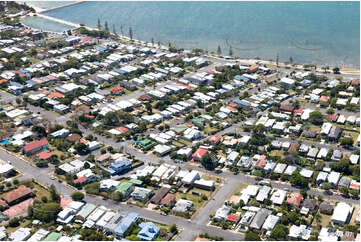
top-left (0, 163), bottom-right (14, 177)
top-left (114, 213), bottom-right (139, 238)
top-left (328, 126), bottom-right (342, 141)
top-left (288, 225), bottom-right (311, 240)
top-left (286, 193), bottom-right (303, 206)
top-left (239, 211), bottom-right (256, 232)
top-left (331, 149), bottom-right (343, 161)
top-left (23, 138), bottom-right (48, 154)
top-left (160, 194), bottom-right (176, 207)
top-left (342, 231), bottom-right (355, 241)
top-left (318, 227), bottom-right (343, 241)
top-left (116, 182), bottom-right (134, 199)
top-left (256, 185), bottom-right (271, 202)
top-left (302, 199), bottom-right (317, 211)
top-left (227, 213), bottom-right (241, 223)
top-left (280, 77), bottom-right (296, 88)
top-left (227, 151), bottom-right (239, 165)
top-left (262, 215), bottom-right (279, 231)
top-left (338, 176), bottom-right (351, 189)
top-left (194, 179), bottom-right (215, 191)
top-left (331, 202), bottom-right (353, 225)
top-left (319, 201), bottom-right (334, 215)
top-left (172, 199), bottom-right (193, 213)
top-left (249, 208), bottom-right (271, 230)
top-left (137, 222), bottom-right (160, 241)
top-left (150, 187), bottom-right (170, 204)
top-left (8, 228), bottom-right (32, 241)
top-left (132, 187), bottom-right (153, 202)
top-left (270, 189), bottom-right (287, 205)
top-left (2, 185), bottom-right (32, 206)
top-left (327, 171), bottom-right (340, 186)
top-left (182, 170), bottom-right (200, 185)
top-left (109, 157), bottom-right (132, 175)
top-left (192, 148), bottom-right (208, 161)
top-left (214, 205), bottom-right (231, 222)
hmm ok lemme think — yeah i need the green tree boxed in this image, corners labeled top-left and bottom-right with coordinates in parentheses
top-left (129, 27), bottom-right (133, 40)
top-left (104, 21), bottom-right (109, 31)
top-left (276, 53), bottom-right (279, 67)
top-left (270, 224), bottom-right (288, 240)
top-left (229, 45), bottom-right (233, 56)
top-left (169, 224), bottom-right (178, 233)
top-left (309, 110), bottom-right (323, 125)
top-left (112, 24), bottom-right (116, 35)
top-left (33, 203), bottom-right (61, 223)
top-left (71, 192), bottom-right (85, 201)
top-left (340, 137), bottom-right (353, 147)
top-left (200, 153), bottom-right (217, 170)
top-left (339, 186), bottom-right (349, 196)
top-left (74, 143), bottom-right (90, 155)
top-left (217, 45), bottom-right (222, 55)
top-left (326, 108), bottom-right (334, 114)
top-left (97, 18), bottom-right (102, 30)
top-left (333, 67), bottom-right (340, 74)
top-left (50, 184), bottom-right (60, 202)
top-left (245, 231), bottom-right (260, 241)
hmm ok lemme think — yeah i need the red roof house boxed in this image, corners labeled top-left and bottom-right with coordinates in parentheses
top-left (227, 213), bottom-right (240, 223)
top-left (36, 150), bottom-right (53, 160)
top-left (208, 135), bottom-right (221, 144)
top-left (328, 114), bottom-right (337, 122)
top-left (23, 138), bottom-right (48, 154)
top-left (116, 127), bottom-right (129, 134)
top-left (294, 109), bottom-right (303, 116)
top-left (256, 155), bottom-right (267, 169)
top-left (320, 96), bottom-right (329, 103)
top-left (73, 176), bottom-right (88, 185)
top-left (111, 86), bottom-right (124, 95)
top-left (287, 193), bottom-right (303, 206)
top-left (192, 148), bottom-right (208, 161)
top-left (2, 185), bottom-right (33, 205)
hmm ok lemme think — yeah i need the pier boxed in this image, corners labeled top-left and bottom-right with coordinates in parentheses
top-left (36, 1), bottom-right (85, 14)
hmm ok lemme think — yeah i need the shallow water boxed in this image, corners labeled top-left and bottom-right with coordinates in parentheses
top-left (22, 1), bottom-right (360, 67)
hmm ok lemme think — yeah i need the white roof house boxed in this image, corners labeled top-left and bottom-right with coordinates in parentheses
top-left (284, 165), bottom-right (297, 175)
top-left (270, 189), bottom-right (287, 205)
top-left (182, 170), bottom-right (200, 185)
top-left (214, 205), bottom-right (231, 221)
top-left (318, 227), bottom-right (343, 241)
top-left (242, 185), bottom-right (259, 197)
top-left (321, 123), bottom-right (332, 135)
top-left (331, 202), bottom-right (354, 225)
top-left (289, 224), bottom-right (311, 240)
top-left (300, 168), bottom-right (313, 178)
top-left (262, 214), bottom-right (279, 231)
top-left (9, 228), bottom-right (32, 241)
top-left (349, 154), bottom-right (359, 165)
top-left (327, 171), bottom-right (340, 186)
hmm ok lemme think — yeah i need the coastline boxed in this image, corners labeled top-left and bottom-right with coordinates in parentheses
top-left (22, 2), bottom-right (360, 75)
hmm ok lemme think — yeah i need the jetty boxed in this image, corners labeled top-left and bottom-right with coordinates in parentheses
top-left (36, 13), bottom-right (81, 28)
top-left (36, 1), bottom-right (86, 14)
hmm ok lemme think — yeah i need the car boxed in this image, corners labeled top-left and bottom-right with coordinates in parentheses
top-left (50, 176), bottom-right (55, 180)
top-left (58, 179), bottom-right (62, 183)
top-left (215, 170), bottom-right (222, 174)
top-left (160, 212), bottom-right (168, 216)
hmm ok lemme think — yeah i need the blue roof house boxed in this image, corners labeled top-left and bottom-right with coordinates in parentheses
top-left (114, 213), bottom-right (139, 238)
top-left (109, 157), bottom-right (132, 175)
top-left (137, 222), bottom-right (160, 241)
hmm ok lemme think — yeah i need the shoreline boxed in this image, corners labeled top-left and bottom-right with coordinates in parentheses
top-left (22, 2), bottom-right (360, 74)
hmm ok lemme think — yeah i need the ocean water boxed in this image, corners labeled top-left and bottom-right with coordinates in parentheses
top-left (21, 1), bottom-right (360, 67)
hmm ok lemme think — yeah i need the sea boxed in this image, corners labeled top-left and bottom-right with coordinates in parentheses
top-left (21, 1), bottom-right (360, 68)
